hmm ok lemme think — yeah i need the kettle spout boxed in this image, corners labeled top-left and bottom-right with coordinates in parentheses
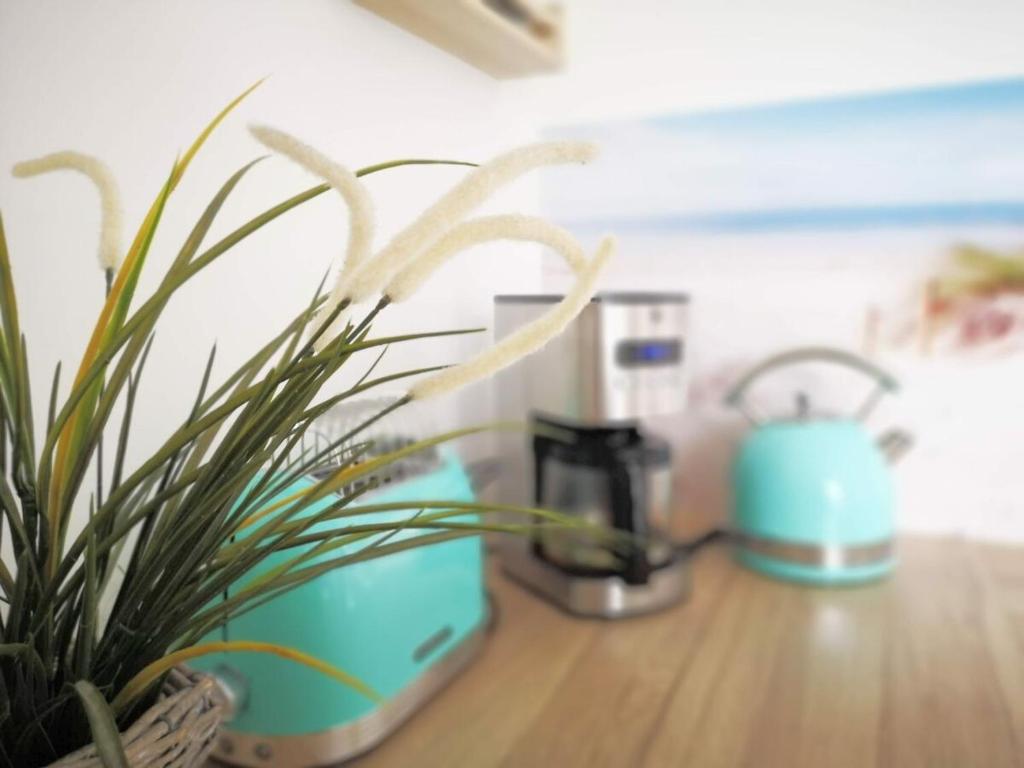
top-left (877, 429), bottom-right (913, 464)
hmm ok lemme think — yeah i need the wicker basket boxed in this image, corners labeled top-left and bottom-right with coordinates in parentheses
top-left (47, 668), bottom-right (226, 768)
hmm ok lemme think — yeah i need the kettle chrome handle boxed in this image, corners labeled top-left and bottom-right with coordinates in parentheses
top-left (724, 346), bottom-right (900, 426)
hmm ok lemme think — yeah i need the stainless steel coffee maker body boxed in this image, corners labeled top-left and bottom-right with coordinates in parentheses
top-left (494, 293), bottom-right (689, 618)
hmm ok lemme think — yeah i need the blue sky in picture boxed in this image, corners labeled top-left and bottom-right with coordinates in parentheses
top-left (543, 78), bottom-right (1024, 233)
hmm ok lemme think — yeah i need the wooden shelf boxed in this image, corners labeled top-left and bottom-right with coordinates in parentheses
top-left (354, 0), bottom-right (565, 79)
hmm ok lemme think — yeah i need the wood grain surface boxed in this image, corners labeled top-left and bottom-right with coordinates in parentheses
top-left (348, 537), bottom-right (1023, 768)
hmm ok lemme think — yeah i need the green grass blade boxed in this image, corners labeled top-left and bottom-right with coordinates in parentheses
top-left (72, 681), bottom-right (129, 768)
top-left (46, 362), bottom-right (62, 440)
top-left (110, 641), bottom-right (379, 715)
top-left (171, 79), bottom-right (264, 191)
top-left (0, 212), bottom-right (22, 373)
top-left (74, 514), bottom-right (98, 677)
top-left (0, 643), bottom-right (47, 681)
top-left (48, 160), bottom-right (177, 562)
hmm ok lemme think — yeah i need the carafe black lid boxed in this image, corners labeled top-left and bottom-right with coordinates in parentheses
top-left (533, 415), bottom-right (670, 468)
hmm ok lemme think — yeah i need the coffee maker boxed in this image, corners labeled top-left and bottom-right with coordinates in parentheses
top-left (494, 292), bottom-right (690, 618)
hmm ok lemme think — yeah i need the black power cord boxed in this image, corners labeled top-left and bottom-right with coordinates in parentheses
top-left (675, 528), bottom-right (731, 557)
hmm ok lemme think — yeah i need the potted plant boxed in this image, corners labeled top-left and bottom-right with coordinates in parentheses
top-left (0, 83), bottom-right (612, 767)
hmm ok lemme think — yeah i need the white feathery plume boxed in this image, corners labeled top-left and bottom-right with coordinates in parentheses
top-left (343, 141), bottom-right (599, 304)
top-left (12, 151), bottom-right (123, 272)
top-left (249, 124), bottom-right (375, 348)
top-left (385, 214), bottom-right (588, 302)
top-left (409, 236), bottom-right (615, 401)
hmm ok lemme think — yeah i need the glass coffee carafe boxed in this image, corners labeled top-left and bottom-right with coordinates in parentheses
top-left (532, 417), bottom-right (674, 585)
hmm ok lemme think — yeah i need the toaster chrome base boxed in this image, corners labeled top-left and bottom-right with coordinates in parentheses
top-left (501, 549), bottom-right (690, 619)
top-left (211, 625), bottom-right (486, 768)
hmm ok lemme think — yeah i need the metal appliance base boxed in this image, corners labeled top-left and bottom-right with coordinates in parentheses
top-left (211, 625), bottom-right (487, 768)
top-left (735, 533), bottom-right (895, 586)
top-left (501, 550), bottom-right (690, 619)
top-left (735, 533), bottom-right (894, 568)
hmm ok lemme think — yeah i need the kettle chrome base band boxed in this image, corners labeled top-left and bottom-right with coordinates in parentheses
top-left (211, 625), bottom-right (487, 768)
top-left (501, 549), bottom-right (690, 618)
top-left (736, 534), bottom-right (893, 567)
top-left (736, 534), bottom-right (895, 586)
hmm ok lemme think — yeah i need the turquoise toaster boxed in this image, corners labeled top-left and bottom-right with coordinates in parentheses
top-left (725, 347), bottom-right (912, 586)
top-left (192, 404), bottom-right (486, 767)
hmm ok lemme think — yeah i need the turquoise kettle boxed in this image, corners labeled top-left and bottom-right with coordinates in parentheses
top-left (725, 347), bottom-right (912, 586)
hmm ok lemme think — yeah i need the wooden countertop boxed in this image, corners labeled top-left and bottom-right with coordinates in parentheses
top-left (352, 537), bottom-right (1024, 768)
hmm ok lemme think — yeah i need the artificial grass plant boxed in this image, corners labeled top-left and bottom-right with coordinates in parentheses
top-left (0, 82), bottom-right (612, 766)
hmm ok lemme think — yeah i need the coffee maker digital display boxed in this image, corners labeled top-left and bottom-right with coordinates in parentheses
top-left (616, 338), bottom-right (683, 367)
top-left (494, 292), bottom-right (690, 618)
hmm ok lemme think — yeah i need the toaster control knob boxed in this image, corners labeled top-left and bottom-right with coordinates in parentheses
top-left (254, 742), bottom-right (273, 761)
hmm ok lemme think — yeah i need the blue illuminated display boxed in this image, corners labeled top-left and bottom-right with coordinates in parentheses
top-left (640, 344), bottom-right (670, 361)
top-left (616, 339), bottom-right (683, 367)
